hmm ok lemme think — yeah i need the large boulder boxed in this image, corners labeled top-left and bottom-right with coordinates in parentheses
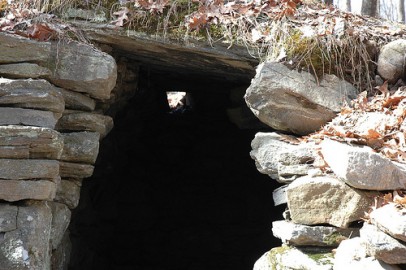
top-left (286, 176), bottom-right (376, 228)
top-left (321, 139), bottom-right (406, 190)
top-left (377, 39), bottom-right (406, 84)
top-left (245, 62), bottom-right (358, 135)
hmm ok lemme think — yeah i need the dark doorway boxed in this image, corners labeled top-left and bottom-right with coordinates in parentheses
top-left (68, 67), bottom-right (282, 270)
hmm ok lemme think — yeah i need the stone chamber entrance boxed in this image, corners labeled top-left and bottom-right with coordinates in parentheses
top-left (66, 45), bottom-right (284, 270)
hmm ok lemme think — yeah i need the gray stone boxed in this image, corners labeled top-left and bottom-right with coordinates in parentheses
top-left (56, 111), bottom-right (113, 138)
top-left (0, 201), bottom-right (52, 270)
top-left (254, 246), bottom-right (333, 270)
top-left (272, 220), bottom-right (358, 247)
top-left (0, 125), bottom-right (63, 159)
top-left (61, 132), bottom-right (100, 164)
top-left (0, 107), bottom-right (60, 129)
top-left (370, 204), bottom-right (406, 242)
top-left (0, 63), bottom-right (51, 79)
top-left (0, 159), bottom-right (59, 180)
top-left (0, 78), bottom-right (65, 113)
top-left (0, 180), bottom-right (57, 202)
top-left (377, 39), bottom-right (406, 84)
top-left (59, 161), bottom-right (94, 179)
top-left (0, 204), bottom-right (18, 232)
top-left (49, 202), bottom-right (71, 250)
top-left (334, 237), bottom-right (400, 270)
top-left (321, 139), bottom-right (406, 190)
top-left (55, 88), bottom-right (96, 111)
top-left (51, 231), bottom-right (71, 270)
top-left (361, 223), bottom-right (406, 264)
top-left (245, 62), bottom-right (357, 135)
top-left (272, 185), bottom-right (288, 206)
top-left (250, 132), bottom-right (317, 182)
top-left (286, 176), bottom-right (376, 228)
top-left (0, 32), bottom-right (117, 100)
top-left (55, 180), bottom-right (81, 209)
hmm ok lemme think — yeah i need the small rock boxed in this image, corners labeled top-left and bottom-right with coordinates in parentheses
top-left (0, 204), bottom-right (18, 232)
top-left (0, 63), bottom-right (51, 79)
top-left (51, 230), bottom-right (71, 270)
top-left (254, 246), bottom-right (334, 270)
top-left (321, 139), bottom-right (406, 190)
top-left (0, 180), bottom-right (57, 202)
top-left (286, 176), bottom-right (376, 227)
top-left (55, 88), bottom-right (96, 112)
top-left (377, 39), bottom-right (406, 84)
top-left (272, 220), bottom-right (358, 247)
top-left (55, 180), bottom-right (81, 209)
top-left (370, 204), bottom-right (406, 242)
top-left (0, 125), bottom-right (63, 159)
top-left (361, 223), bottom-right (406, 265)
top-left (61, 132), bottom-right (100, 164)
top-left (334, 237), bottom-right (400, 270)
top-left (245, 62), bottom-right (357, 135)
top-left (56, 111), bottom-right (113, 138)
top-left (272, 185), bottom-right (288, 206)
top-left (0, 107), bottom-right (60, 129)
top-left (59, 161), bottom-right (94, 179)
top-left (250, 132), bottom-right (316, 182)
top-left (49, 202), bottom-right (71, 250)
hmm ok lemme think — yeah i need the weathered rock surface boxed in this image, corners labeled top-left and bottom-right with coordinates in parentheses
top-left (0, 159), bottom-right (59, 180)
top-left (0, 32), bottom-right (117, 100)
top-left (0, 180), bottom-right (57, 202)
top-left (0, 125), bottom-right (63, 159)
top-left (250, 132), bottom-right (317, 182)
top-left (49, 202), bottom-right (71, 250)
top-left (56, 111), bottom-right (113, 138)
top-left (272, 185), bottom-right (288, 206)
top-left (0, 78), bottom-right (64, 113)
top-left (377, 39), bottom-right (406, 84)
top-left (334, 237), bottom-right (400, 270)
top-left (0, 63), bottom-right (51, 79)
top-left (55, 180), bottom-right (81, 209)
top-left (254, 246), bottom-right (333, 270)
top-left (370, 204), bottom-right (406, 242)
top-left (51, 231), bottom-right (71, 270)
top-left (245, 62), bottom-right (358, 135)
top-left (321, 139), bottom-right (406, 190)
top-left (272, 220), bottom-right (358, 247)
top-left (61, 132), bottom-right (100, 164)
top-left (361, 223), bottom-right (406, 264)
top-left (286, 176), bottom-right (375, 227)
top-left (0, 204), bottom-right (18, 232)
top-left (0, 201), bottom-right (53, 270)
top-left (0, 107), bottom-right (60, 128)
top-left (59, 161), bottom-right (94, 179)
top-left (55, 87), bottom-right (96, 112)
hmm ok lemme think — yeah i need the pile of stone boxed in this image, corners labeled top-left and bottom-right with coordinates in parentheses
top-left (246, 40), bottom-right (406, 270)
top-left (0, 32), bottom-right (119, 269)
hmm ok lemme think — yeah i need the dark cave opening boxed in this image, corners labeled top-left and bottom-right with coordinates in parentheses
top-left (68, 65), bottom-right (283, 270)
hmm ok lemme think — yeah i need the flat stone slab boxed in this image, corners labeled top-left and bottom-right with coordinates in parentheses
top-left (272, 220), bottom-right (359, 247)
top-left (0, 159), bottom-right (59, 180)
top-left (361, 223), bottom-right (406, 265)
top-left (61, 132), bottom-right (100, 164)
top-left (321, 139), bottom-right (406, 190)
top-left (0, 78), bottom-right (64, 113)
top-left (0, 107), bottom-right (60, 129)
top-left (0, 204), bottom-right (18, 232)
top-left (0, 125), bottom-right (63, 159)
top-left (286, 176), bottom-right (376, 228)
top-left (0, 201), bottom-right (52, 269)
top-left (59, 161), bottom-right (94, 179)
top-left (55, 180), bottom-right (81, 209)
top-left (0, 63), bottom-right (51, 79)
top-left (370, 204), bottom-right (406, 242)
top-left (55, 87), bottom-right (96, 112)
top-left (0, 180), bottom-right (56, 201)
top-left (56, 111), bottom-right (113, 138)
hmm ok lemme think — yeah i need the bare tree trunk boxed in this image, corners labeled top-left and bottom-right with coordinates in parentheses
top-left (344, 0), bottom-right (351, 11)
top-left (361, 0), bottom-right (378, 17)
top-left (399, 0), bottom-right (405, 23)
